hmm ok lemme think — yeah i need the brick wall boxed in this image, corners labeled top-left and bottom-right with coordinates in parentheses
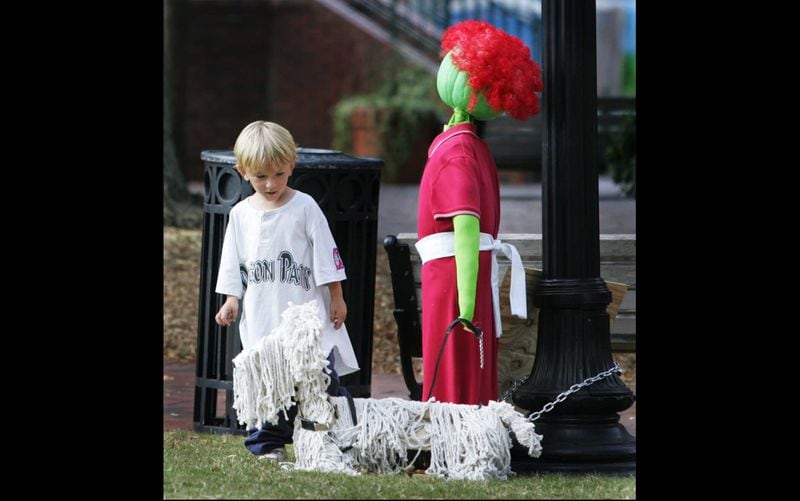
top-left (180, 1), bottom-right (271, 184)
top-left (178, 0), bottom-right (405, 183)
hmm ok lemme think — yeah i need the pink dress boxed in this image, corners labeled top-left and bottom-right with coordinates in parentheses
top-left (416, 123), bottom-right (500, 405)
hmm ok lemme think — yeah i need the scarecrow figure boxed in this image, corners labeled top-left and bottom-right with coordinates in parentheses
top-left (416, 20), bottom-right (543, 404)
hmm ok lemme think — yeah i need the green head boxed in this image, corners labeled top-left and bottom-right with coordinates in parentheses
top-left (436, 51), bottom-right (502, 125)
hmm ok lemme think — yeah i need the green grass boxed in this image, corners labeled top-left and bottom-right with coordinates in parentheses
top-left (164, 430), bottom-right (635, 499)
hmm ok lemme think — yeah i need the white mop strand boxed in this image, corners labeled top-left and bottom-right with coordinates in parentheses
top-left (232, 300), bottom-right (352, 474)
top-left (327, 395), bottom-right (535, 480)
top-left (425, 401), bottom-right (515, 480)
top-left (278, 301), bottom-right (335, 425)
top-left (281, 301), bottom-right (357, 475)
top-left (487, 400), bottom-right (543, 458)
top-left (275, 301), bottom-right (337, 429)
top-left (232, 300), bottom-right (546, 480)
top-left (360, 398), bottom-right (422, 473)
top-left (231, 335), bottom-right (296, 429)
top-left (326, 396), bottom-right (360, 455)
top-left (232, 300), bottom-right (333, 429)
top-left (291, 423), bottom-right (359, 475)
top-left (297, 401), bottom-right (538, 480)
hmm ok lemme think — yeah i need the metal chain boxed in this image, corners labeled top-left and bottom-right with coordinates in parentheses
top-left (500, 374), bottom-right (530, 402)
top-left (526, 363), bottom-right (622, 422)
top-left (499, 363), bottom-right (623, 421)
top-left (478, 332), bottom-right (484, 369)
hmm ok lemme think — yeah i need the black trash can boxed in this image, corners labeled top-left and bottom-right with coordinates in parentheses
top-left (194, 148), bottom-right (382, 434)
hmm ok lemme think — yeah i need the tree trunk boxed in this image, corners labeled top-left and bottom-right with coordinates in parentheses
top-left (164, 0), bottom-right (200, 227)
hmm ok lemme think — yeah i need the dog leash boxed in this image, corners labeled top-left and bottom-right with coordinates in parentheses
top-left (424, 317), bottom-right (484, 402)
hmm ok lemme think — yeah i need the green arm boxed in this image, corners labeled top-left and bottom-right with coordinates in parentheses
top-left (453, 214), bottom-right (480, 322)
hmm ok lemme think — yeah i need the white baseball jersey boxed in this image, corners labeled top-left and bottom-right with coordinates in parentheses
top-left (215, 190), bottom-right (359, 375)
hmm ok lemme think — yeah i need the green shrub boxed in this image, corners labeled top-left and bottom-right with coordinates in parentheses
top-left (604, 115), bottom-right (636, 198)
top-left (332, 65), bottom-right (446, 182)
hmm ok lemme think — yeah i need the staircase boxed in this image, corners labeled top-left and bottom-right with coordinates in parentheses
top-left (345, 0), bottom-right (542, 62)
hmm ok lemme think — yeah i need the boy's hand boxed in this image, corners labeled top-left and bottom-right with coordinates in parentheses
top-left (330, 296), bottom-right (347, 330)
top-left (214, 296), bottom-right (239, 326)
top-left (327, 282), bottom-right (347, 329)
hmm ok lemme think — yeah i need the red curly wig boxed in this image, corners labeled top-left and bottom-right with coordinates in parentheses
top-left (441, 20), bottom-right (543, 120)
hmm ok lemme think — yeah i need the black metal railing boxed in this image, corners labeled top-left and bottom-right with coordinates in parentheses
top-left (346, 0), bottom-right (542, 61)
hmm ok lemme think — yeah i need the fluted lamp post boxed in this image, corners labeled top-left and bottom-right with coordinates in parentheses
top-left (511, 0), bottom-right (636, 474)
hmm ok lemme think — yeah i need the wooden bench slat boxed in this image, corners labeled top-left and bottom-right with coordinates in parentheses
top-left (398, 233), bottom-right (636, 260)
top-left (619, 291), bottom-right (636, 311)
top-left (408, 263), bottom-right (636, 288)
top-left (610, 316), bottom-right (635, 334)
top-left (413, 281), bottom-right (635, 315)
top-left (610, 334), bottom-right (636, 353)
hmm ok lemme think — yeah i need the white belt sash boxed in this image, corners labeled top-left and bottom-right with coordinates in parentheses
top-left (415, 232), bottom-right (527, 337)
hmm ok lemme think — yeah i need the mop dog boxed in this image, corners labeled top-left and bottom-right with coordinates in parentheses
top-left (231, 300), bottom-right (542, 480)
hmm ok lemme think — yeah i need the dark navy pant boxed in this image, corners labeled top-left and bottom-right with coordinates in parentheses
top-left (244, 350), bottom-right (349, 455)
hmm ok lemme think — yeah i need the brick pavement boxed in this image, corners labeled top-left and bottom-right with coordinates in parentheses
top-left (164, 359), bottom-right (635, 436)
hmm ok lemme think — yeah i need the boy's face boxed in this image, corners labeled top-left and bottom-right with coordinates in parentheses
top-left (244, 162), bottom-right (295, 205)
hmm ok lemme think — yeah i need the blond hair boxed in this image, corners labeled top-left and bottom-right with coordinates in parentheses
top-left (233, 121), bottom-right (297, 175)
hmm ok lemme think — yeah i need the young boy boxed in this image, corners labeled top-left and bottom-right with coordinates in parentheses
top-left (214, 121), bottom-right (360, 461)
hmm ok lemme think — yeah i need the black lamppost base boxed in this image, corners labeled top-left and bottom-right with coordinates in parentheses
top-left (510, 418), bottom-right (636, 475)
top-left (504, 0), bottom-right (637, 477)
